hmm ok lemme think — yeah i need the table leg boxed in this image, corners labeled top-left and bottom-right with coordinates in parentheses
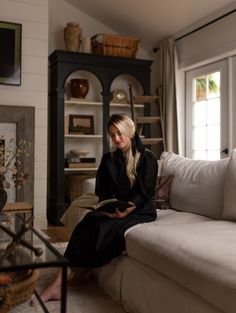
top-left (33, 288), bottom-right (50, 313)
top-left (61, 265), bottom-right (68, 313)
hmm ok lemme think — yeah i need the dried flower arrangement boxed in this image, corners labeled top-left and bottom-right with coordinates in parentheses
top-left (0, 138), bottom-right (31, 191)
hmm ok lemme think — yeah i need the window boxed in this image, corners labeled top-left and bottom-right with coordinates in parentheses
top-left (186, 60), bottom-right (228, 160)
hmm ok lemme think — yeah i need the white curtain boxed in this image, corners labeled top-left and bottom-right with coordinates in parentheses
top-left (159, 38), bottom-right (179, 153)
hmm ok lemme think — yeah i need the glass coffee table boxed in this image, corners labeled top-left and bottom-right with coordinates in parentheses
top-left (0, 214), bottom-right (68, 313)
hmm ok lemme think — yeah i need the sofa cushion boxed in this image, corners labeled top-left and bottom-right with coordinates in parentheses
top-left (83, 177), bottom-right (96, 193)
top-left (223, 148), bottom-right (236, 221)
top-left (125, 212), bottom-right (236, 313)
top-left (60, 193), bottom-right (98, 236)
top-left (160, 151), bottom-right (229, 219)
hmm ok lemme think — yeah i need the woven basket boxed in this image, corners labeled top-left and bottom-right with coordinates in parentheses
top-left (0, 269), bottom-right (39, 313)
top-left (91, 33), bottom-right (140, 58)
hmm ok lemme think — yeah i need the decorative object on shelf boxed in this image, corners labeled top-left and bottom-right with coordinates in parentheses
top-left (69, 114), bottom-right (94, 134)
top-left (70, 149), bottom-right (90, 157)
top-left (111, 89), bottom-right (129, 103)
top-left (0, 21), bottom-right (22, 86)
top-left (68, 162), bottom-right (96, 168)
top-left (64, 115), bottom-right (69, 134)
top-left (66, 152), bottom-right (80, 164)
top-left (64, 22), bottom-right (81, 51)
top-left (91, 33), bottom-right (140, 58)
top-left (69, 78), bottom-right (89, 99)
top-left (0, 138), bottom-right (30, 219)
top-left (81, 36), bottom-right (92, 53)
top-left (67, 153), bottom-right (96, 169)
top-left (80, 157), bottom-right (96, 163)
top-left (65, 154), bottom-right (96, 170)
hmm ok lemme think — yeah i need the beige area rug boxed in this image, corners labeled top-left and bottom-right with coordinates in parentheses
top-left (10, 242), bottom-right (127, 313)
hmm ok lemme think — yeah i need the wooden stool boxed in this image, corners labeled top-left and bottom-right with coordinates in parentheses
top-left (3, 202), bottom-right (33, 221)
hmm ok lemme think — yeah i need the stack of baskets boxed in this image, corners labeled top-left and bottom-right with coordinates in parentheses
top-left (91, 33), bottom-right (140, 58)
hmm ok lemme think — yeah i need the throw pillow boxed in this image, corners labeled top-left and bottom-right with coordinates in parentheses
top-left (160, 151), bottom-right (230, 219)
top-left (155, 175), bottom-right (173, 209)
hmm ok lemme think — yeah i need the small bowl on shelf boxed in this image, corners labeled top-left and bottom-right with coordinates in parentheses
top-left (70, 149), bottom-right (90, 157)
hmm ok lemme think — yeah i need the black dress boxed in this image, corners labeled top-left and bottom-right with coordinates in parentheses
top-left (64, 148), bottom-right (158, 268)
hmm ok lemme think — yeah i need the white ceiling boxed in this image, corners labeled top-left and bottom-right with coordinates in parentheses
top-left (66, 0), bottom-right (236, 51)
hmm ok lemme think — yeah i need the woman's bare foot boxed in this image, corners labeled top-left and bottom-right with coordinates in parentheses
top-left (40, 281), bottom-right (62, 302)
top-left (30, 268), bottom-right (68, 305)
top-left (30, 280), bottom-right (61, 306)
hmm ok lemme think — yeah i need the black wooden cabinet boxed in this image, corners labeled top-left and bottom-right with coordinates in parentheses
top-left (48, 49), bottom-right (153, 225)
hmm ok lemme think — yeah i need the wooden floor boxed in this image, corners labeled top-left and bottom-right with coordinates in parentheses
top-left (42, 226), bottom-right (71, 243)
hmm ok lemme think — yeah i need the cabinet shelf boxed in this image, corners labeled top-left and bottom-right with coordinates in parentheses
top-left (65, 99), bottom-right (103, 106)
top-left (65, 99), bottom-right (144, 109)
top-left (65, 134), bottom-right (102, 139)
top-left (64, 168), bottom-right (98, 174)
top-left (110, 103), bottom-right (144, 109)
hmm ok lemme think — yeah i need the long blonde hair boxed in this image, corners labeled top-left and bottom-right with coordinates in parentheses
top-left (108, 114), bottom-right (141, 187)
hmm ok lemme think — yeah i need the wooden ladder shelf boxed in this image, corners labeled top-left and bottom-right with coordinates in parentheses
top-left (129, 85), bottom-right (166, 152)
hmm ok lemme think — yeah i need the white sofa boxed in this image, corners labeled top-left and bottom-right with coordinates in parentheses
top-left (61, 150), bottom-right (236, 313)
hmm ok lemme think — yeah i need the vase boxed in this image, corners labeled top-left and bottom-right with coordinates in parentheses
top-left (0, 188), bottom-right (7, 221)
top-left (70, 79), bottom-right (89, 99)
top-left (0, 188), bottom-right (7, 212)
top-left (64, 22), bottom-right (81, 51)
top-left (81, 37), bottom-right (92, 53)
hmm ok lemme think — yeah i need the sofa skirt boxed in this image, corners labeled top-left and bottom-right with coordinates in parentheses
top-left (93, 255), bottom-right (224, 313)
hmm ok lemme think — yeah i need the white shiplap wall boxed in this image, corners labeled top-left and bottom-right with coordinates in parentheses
top-left (0, 0), bottom-right (48, 228)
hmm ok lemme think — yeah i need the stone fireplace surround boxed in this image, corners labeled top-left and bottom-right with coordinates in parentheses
top-left (0, 105), bottom-right (35, 205)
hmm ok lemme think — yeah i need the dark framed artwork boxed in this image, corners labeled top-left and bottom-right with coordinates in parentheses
top-left (69, 114), bottom-right (94, 134)
top-left (0, 21), bottom-right (22, 86)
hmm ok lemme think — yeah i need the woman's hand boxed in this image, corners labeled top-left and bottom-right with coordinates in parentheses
top-left (101, 202), bottom-right (136, 219)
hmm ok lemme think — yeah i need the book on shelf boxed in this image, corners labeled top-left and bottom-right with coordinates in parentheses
top-left (80, 157), bottom-right (96, 163)
top-left (64, 116), bottom-right (69, 135)
top-left (91, 198), bottom-right (133, 213)
top-left (68, 162), bottom-right (96, 168)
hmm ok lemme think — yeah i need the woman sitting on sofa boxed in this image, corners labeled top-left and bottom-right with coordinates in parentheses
top-left (39, 113), bottom-right (158, 303)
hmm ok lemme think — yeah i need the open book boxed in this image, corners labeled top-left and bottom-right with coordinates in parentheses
top-left (95, 198), bottom-right (133, 213)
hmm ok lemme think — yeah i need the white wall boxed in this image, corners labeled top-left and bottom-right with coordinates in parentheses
top-left (176, 12), bottom-right (236, 70)
top-left (175, 11), bottom-right (236, 154)
top-left (230, 55), bottom-right (236, 149)
top-left (0, 0), bottom-right (48, 228)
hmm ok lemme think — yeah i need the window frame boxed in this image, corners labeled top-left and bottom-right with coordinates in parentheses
top-left (185, 59), bottom-right (228, 159)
